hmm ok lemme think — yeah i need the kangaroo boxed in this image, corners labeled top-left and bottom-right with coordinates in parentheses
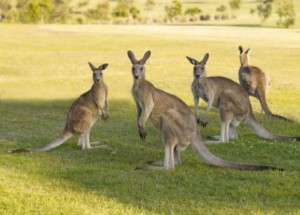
top-left (9, 62), bottom-right (110, 153)
top-left (186, 53), bottom-right (300, 144)
top-left (238, 45), bottom-right (292, 122)
top-left (127, 50), bottom-right (281, 171)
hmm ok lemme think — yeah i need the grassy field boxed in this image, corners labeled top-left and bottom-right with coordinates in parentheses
top-left (1, 24), bottom-right (300, 214)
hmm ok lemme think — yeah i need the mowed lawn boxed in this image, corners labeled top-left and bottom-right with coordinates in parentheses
top-left (1, 24), bottom-right (300, 214)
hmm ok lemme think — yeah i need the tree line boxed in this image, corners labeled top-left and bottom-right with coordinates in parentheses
top-left (0, 0), bottom-right (296, 28)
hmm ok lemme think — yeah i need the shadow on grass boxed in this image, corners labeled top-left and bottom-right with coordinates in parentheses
top-left (1, 99), bottom-right (300, 214)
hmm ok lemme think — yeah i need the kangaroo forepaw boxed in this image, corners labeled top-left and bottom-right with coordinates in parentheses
top-left (138, 127), bottom-right (148, 140)
top-left (101, 113), bottom-right (109, 121)
top-left (200, 120), bottom-right (208, 128)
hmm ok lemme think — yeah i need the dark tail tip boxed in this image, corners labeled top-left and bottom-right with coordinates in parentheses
top-left (214, 164), bottom-right (283, 171)
top-left (268, 166), bottom-right (284, 172)
top-left (250, 165), bottom-right (284, 171)
top-left (271, 114), bottom-right (293, 123)
top-left (8, 148), bottom-right (30, 154)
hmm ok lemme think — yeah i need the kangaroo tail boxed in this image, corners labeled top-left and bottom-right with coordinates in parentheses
top-left (270, 113), bottom-right (293, 123)
top-left (245, 109), bottom-right (300, 141)
top-left (191, 132), bottom-right (282, 171)
top-left (257, 88), bottom-right (293, 122)
top-left (8, 131), bottom-right (73, 153)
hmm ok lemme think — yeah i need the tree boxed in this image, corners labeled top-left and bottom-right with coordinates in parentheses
top-left (145, 0), bottom-right (155, 11)
top-left (112, 0), bottom-right (130, 18)
top-left (145, 0), bottom-right (155, 20)
top-left (184, 7), bottom-right (201, 16)
top-left (0, 0), bottom-right (12, 21)
top-left (18, 0), bottom-right (52, 23)
top-left (229, 0), bottom-right (241, 11)
top-left (27, 1), bottom-right (41, 23)
top-left (165, 0), bottom-right (182, 21)
top-left (275, 0), bottom-right (296, 28)
top-left (50, 0), bottom-right (69, 23)
top-left (251, 0), bottom-right (273, 23)
top-left (184, 7), bottom-right (201, 22)
top-left (15, 0), bottom-right (68, 23)
top-left (216, 5), bottom-right (227, 13)
top-left (228, 0), bottom-right (241, 18)
top-left (129, 6), bottom-right (140, 19)
top-left (85, 1), bottom-right (110, 21)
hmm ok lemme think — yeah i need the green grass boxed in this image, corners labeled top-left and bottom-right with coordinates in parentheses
top-left (1, 24), bottom-right (300, 214)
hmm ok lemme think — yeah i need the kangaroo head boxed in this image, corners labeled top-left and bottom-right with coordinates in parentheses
top-left (239, 45), bottom-right (251, 66)
top-left (127, 50), bottom-right (151, 80)
top-left (88, 62), bottom-right (108, 84)
top-left (186, 53), bottom-right (209, 79)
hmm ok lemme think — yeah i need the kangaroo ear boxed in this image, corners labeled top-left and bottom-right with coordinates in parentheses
top-left (239, 45), bottom-right (243, 54)
top-left (88, 62), bottom-right (97, 71)
top-left (245, 48), bottom-right (251, 54)
top-left (201, 53), bottom-right (209, 65)
top-left (100, 63), bottom-right (108, 70)
top-left (127, 50), bottom-right (138, 64)
top-left (186, 56), bottom-right (198, 65)
top-left (140, 51), bottom-right (151, 65)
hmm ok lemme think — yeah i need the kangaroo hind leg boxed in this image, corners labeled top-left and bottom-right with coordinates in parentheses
top-left (136, 137), bottom-right (178, 171)
top-left (136, 114), bottom-right (180, 171)
top-left (147, 145), bottom-right (182, 167)
top-left (80, 133), bottom-right (91, 150)
top-left (229, 123), bottom-right (238, 140)
top-left (78, 134), bottom-right (84, 146)
top-left (220, 120), bottom-right (231, 143)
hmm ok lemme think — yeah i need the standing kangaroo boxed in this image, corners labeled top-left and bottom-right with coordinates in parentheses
top-left (238, 45), bottom-right (291, 122)
top-left (186, 53), bottom-right (300, 144)
top-left (9, 62), bottom-right (109, 153)
top-left (128, 50), bottom-right (281, 171)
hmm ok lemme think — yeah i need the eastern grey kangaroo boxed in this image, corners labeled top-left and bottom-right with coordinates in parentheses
top-left (128, 50), bottom-right (280, 171)
top-left (9, 62), bottom-right (110, 153)
top-left (238, 45), bottom-right (292, 122)
top-left (186, 53), bottom-right (300, 144)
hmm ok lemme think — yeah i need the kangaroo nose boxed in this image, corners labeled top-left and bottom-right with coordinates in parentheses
top-left (134, 75), bottom-right (139, 79)
top-left (196, 74), bottom-right (200, 78)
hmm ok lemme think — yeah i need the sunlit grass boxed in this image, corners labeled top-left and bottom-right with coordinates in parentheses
top-left (0, 24), bottom-right (300, 214)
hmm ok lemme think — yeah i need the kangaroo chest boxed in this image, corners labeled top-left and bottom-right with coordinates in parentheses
top-left (92, 85), bottom-right (107, 114)
top-left (131, 83), bottom-right (145, 108)
top-left (192, 80), bottom-right (208, 102)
